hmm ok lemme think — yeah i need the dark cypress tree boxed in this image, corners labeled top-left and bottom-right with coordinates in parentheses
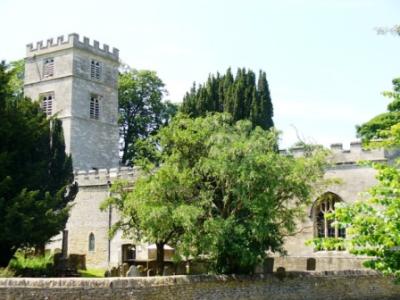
top-left (181, 67), bottom-right (274, 130)
top-left (181, 83), bottom-right (197, 117)
top-left (257, 71), bottom-right (274, 129)
top-left (47, 119), bottom-right (74, 196)
top-left (223, 68), bottom-right (235, 115)
top-left (0, 62), bottom-right (77, 265)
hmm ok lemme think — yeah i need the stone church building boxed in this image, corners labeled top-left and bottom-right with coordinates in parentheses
top-left (23, 34), bottom-right (397, 272)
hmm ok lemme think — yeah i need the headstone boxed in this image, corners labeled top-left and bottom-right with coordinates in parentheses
top-left (276, 267), bottom-right (286, 281)
top-left (264, 257), bottom-right (274, 274)
top-left (163, 266), bottom-right (173, 276)
top-left (307, 257), bottom-right (316, 271)
top-left (110, 267), bottom-right (119, 277)
top-left (61, 230), bottom-right (68, 258)
top-left (120, 263), bottom-right (129, 277)
top-left (126, 265), bottom-right (141, 277)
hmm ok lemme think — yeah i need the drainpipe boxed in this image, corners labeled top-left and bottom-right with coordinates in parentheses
top-left (107, 181), bottom-right (112, 266)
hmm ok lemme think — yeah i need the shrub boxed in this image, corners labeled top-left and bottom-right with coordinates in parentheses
top-left (0, 268), bottom-right (15, 277)
top-left (8, 250), bottom-right (55, 277)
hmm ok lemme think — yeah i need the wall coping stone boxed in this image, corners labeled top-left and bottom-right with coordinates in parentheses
top-left (0, 270), bottom-right (382, 289)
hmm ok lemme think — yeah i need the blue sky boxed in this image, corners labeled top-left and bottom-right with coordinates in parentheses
top-left (1, 0), bottom-right (399, 148)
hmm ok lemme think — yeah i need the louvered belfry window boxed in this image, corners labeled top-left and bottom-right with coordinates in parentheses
top-left (43, 58), bottom-right (54, 77)
top-left (90, 59), bottom-right (101, 80)
top-left (90, 95), bottom-right (100, 120)
top-left (41, 92), bottom-right (54, 116)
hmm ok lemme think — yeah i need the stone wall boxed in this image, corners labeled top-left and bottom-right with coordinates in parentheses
top-left (60, 167), bottom-right (141, 268)
top-left (1, 271), bottom-right (400, 300)
top-left (282, 164), bottom-right (379, 258)
top-left (272, 255), bottom-right (367, 272)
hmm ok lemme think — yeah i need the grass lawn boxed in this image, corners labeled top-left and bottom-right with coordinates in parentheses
top-left (78, 268), bottom-right (106, 278)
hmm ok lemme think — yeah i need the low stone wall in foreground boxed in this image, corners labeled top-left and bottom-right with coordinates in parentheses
top-left (1, 270), bottom-right (400, 300)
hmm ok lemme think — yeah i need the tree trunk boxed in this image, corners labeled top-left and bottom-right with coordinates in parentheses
top-left (0, 244), bottom-right (16, 267)
top-left (34, 243), bottom-right (45, 256)
top-left (156, 242), bottom-right (165, 276)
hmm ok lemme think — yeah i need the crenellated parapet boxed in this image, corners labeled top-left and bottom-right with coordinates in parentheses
top-left (74, 166), bottom-right (140, 187)
top-left (75, 141), bottom-right (396, 187)
top-left (327, 141), bottom-right (388, 165)
top-left (280, 141), bottom-right (393, 166)
top-left (26, 33), bottom-right (119, 61)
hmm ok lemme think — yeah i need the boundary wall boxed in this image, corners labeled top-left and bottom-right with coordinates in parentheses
top-left (1, 271), bottom-right (400, 300)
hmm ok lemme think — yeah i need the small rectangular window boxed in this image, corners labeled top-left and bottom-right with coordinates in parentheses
top-left (90, 94), bottom-right (100, 120)
top-left (90, 59), bottom-right (101, 80)
top-left (43, 58), bottom-right (54, 78)
top-left (40, 92), bottom-right (54, 116)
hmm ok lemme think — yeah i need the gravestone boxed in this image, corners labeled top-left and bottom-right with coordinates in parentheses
top-left (126, 265), bottom-right (141, 277)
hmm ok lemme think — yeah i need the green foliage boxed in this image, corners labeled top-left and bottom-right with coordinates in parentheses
top-left (104, 113), bottom-right (327, 274)
top-left (0, 61), bottom-right (76, 267)
top-left (357, 78), bottom-right (400, 145)
top-left (7, 60), bottom-right (24, 98)
top-left (181, 68), bottom-right (274, 130)
top-left (329, 162), bottom-right (400, 280)
top-left (330, 76), bottom-right (400, 281)
top-left (8, 250), bottom-right (54, 277)
top-left (118, 68), bottom-right (178, 165)
top-left (306, 238), bottom-right (345, 251)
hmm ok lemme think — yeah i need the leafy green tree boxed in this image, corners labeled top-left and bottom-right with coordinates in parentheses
top-left (102, 167), bottom-right (204, 275)
top-left (0, 61), bottom-right (76, 266)
top-left (181, 68), bottom-right (274, 130)
top-left (324, 78), bottom-right (400, 281)
top-left (332, 161), bottom-right (400, 281)
top-left (104, 113), bottom-right (326, 274)
top-left (7, 60), bottom-right (24, 99)
top-left (118, 69), bottom-right (178, 165)
top-left (357, 78), bottom-right (400, 143)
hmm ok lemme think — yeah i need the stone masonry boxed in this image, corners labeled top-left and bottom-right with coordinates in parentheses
top-left (24, 33), bottom-right (119, 170)
top-left (1, 271), bottom-right (400, 300)
top-left (274, 142), bottom-right (399, 272)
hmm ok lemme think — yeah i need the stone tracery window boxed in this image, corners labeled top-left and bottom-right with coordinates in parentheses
top-left (313, 192), bottom-right (345, 239)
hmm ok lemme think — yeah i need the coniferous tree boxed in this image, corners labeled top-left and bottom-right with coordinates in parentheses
top-left (181, 68), bottom-right (274, 130)
top-left (47, 119), bottom-right (74, 195)
top-left (256, 71), bottom-right (274, 129)
top-left (0, 61), bottom-right (76, 266)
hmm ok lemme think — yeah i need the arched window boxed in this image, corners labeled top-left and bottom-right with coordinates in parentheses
top-left (88, 233), bottom-right (95, 252)
top-left (313, 192), bottom-right (345, 239)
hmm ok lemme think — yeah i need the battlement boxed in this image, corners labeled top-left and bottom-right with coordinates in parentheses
top-left (280, 141), bottom-right (390, 166)
top-left (26, 33), bottom-right (119, 61)
top-left (74, 166), bottom-right (140, 187)
top-left (74, 142), bottom-right (396, 187)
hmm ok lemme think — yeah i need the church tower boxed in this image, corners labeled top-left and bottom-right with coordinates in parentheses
top-left (24, 33), bottom-right (120, 170)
